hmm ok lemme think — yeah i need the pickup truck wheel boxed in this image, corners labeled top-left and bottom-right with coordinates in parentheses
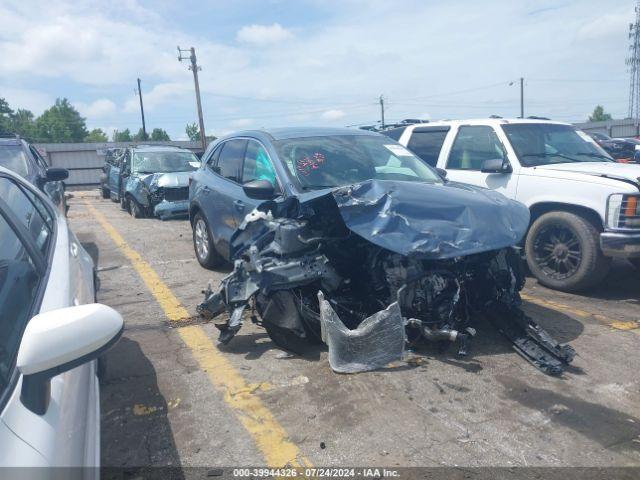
top-left (525, 211), bottom-right (611, 292)
top-left (193, 212), bottom-right (224, 269)
top-left (101, 186), bottom-right (110, 199)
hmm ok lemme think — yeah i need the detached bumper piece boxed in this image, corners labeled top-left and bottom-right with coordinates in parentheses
top-left (318, 292), bottom-right (405, 373)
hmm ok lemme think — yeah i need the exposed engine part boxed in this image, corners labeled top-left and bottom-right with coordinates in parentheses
top-left (198, 180), bottom-right (575, 376)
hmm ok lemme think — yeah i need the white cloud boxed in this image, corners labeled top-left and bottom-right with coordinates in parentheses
top-left (0, 86), bottom-right (52, 115)
top-left (321, 109), bottom-right (346, 121)
top-left (75, 98), bottom-right (117, 118)
top-left (236, 23), bottom-right (293, 45)
top-left (230, 118), bottom-right (254, 127)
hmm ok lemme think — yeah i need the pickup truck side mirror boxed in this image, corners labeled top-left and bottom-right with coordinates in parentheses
top-left (481, 158), bottom-right (512, 174)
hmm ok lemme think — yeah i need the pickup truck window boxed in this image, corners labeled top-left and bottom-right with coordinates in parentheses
top-left (447, 126), bottom-right (506, 170)
top-left (407, 127), bottom-right (450, 167)
top-left (502, 123), bottom-right (613, 166)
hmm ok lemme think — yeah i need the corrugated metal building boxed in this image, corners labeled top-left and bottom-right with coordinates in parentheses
top-left (574, 119), bottom-right (640, 138)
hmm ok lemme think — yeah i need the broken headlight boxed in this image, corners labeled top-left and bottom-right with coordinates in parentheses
top-left (607, 194), bottom-right (640, 229)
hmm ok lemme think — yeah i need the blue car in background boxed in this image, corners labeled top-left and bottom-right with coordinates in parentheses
top-left (111, 145), bottom-right (201, 220)
top-left (0, 134), bottom-right (69, 214)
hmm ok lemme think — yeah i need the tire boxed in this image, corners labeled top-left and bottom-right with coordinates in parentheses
top-left (101, 186), bottom-right (110, 199)
top-left (525, 211), bottom-right (611, 292)
top-left (129, 198), bottom-right (145, 218)
top-left (192, 212), bottom-right (224, 269)
top-left (120, 193), bottom-right (127, 210)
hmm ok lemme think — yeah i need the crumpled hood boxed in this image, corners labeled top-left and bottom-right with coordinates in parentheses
top-left (137, 171), bottom-right (192, 190)
top-left (331, 179), bottom-right (530, 259)
top-left (533, 162), bottom-right (640, 185)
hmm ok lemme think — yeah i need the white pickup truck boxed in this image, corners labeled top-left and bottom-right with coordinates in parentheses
top-left (385, 118), bottom-right (640, 291)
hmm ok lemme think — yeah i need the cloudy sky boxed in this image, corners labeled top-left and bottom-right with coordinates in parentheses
top-left (0, 0), bottom-right (634, 139)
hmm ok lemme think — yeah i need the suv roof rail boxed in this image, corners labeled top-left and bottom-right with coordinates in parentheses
top-left (526, 115), bottom-right (550, 120)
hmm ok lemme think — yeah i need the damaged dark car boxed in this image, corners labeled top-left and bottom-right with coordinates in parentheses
top-left (191, 128), bottom-right (575, 375)
top-left (123, 145), bottom-right (200, 220)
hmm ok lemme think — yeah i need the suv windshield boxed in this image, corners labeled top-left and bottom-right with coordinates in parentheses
top-left (0, 145), bottom-right (32, 177)
top-left (132, 151), bottom-right (199, 174)
top-left (274, 135), bottom-right (442, 189)
top-left (502, 124), bottom-right (614, 167)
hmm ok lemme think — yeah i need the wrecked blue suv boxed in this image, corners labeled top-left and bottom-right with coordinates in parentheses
top-left (191, 128), bottom-right (576, 376)
top-left (122, 145), bottom-right (200, 220)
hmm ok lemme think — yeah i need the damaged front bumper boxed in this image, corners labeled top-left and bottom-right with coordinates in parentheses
top-left (197, 180), bottom-right (576, 376)
top-left (153, 199), bottom-right (189, 220)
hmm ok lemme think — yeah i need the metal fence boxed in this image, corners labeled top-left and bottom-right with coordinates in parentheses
top-left (574, 119), bottom-right (640, 138)
top-left (34, 141), bottom-right (203, 187)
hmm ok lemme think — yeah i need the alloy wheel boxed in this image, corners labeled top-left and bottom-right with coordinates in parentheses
top-left (195, 219), bottom-right (210, 260)
top-left (532, 223), bottom-right (582, 280)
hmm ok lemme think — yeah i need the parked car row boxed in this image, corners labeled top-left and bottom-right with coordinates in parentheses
top-left (587, 131), bottom-right (640, 163)
top-left (100, 145), bottom-right (200, 220)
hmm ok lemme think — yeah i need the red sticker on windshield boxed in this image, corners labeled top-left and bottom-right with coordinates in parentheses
top-left (296, 152), bottom-right (325, 176)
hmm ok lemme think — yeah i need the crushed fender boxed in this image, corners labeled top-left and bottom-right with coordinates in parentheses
top-left (198, 179), bottom-right (575, 375)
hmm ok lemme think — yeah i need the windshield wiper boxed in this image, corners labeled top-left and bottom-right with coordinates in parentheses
top-left (574, 152), bottom-right (613, 161)
top-left (520, 152), bottom-right (581, 163)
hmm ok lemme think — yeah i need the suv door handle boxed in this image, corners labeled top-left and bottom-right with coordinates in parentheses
top-left (233, 200), bottom-right (245, 212)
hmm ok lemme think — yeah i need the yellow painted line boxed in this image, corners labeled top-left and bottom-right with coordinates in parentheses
top-left (521, 293), bottom-right (639, 332)
top-left (84, 201), bottom-right (311, 468)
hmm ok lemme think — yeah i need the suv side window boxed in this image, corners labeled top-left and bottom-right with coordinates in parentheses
top-left (407, 127), bottom-right (450, 167)
top-left (242, 141), bottom-right (277, 186)
top-left (0, 178), bottom-right (53, 255)
top-left (447, 126), bottom-right (506, 170)
top-left (216, 139), bottom-right (247, 183)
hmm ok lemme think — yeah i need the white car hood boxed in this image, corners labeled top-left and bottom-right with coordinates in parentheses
top-left (533, 162), bottom-right (640, 183)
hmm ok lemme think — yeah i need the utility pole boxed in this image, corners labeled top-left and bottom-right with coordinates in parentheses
top-left (520, 77), bottom-right (524, 119)
top-left (178, 46), bottom-right (207, 151)
top-left (379, 95), bottom-right (385, 129)
top-left (135, 78), bottom-right (147, 140)
top-left (627, 0), bottom-right (640, 126)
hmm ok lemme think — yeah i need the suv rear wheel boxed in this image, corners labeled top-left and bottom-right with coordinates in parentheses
top-left (193, 211), bottom-right (224, 269)
top-left (525, 211), bottom-right (611, 292)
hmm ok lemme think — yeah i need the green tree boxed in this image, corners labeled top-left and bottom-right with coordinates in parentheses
top-left (34, 98), bottom-right (87, 143)
top-left (185, 123), bottom-right (200, 141)
top-left (85, 128), bottom-right (108, 142)
top-left (0, 98), bottom-right (14, 133)
top-left (133, 128), bottom-right (148, 141)
top-left (10, 109), bottom-right (35, 140)
top-left (112, 128), bottom-right (132, 142)
top-left (589, 105), bottom-right (612, 122)
top-left (150, 128), bottom-right (170, 141)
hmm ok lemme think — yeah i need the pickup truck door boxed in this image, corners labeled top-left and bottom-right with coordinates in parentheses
top-left (438, 125), bottom-right (519, 198)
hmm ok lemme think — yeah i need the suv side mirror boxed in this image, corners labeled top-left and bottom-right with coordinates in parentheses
top-left (17, 304), bottom-right (123, 415)
top-left (243, 179), bottom-right (277, 200)
top-left (436, 168), bottom-right (448, 178)
top-left (45, 167), bottom-right (69, 182)
top-left (481, 158), bottom-right (512, 174)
